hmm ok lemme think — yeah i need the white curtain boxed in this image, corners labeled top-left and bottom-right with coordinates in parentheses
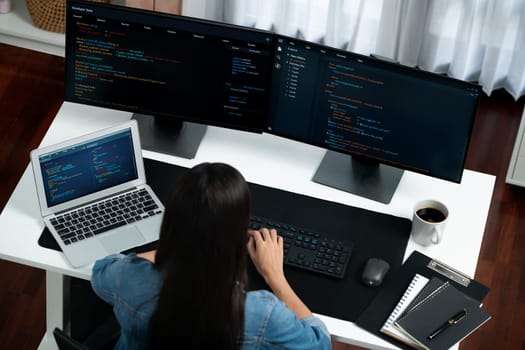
top-left (184, 0), bottom-right (525, 100)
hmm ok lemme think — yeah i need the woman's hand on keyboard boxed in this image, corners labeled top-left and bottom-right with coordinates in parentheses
top-left (247, 228), bottom-right (285, 285)
top-left (247, 227), bottom-right (313, 319)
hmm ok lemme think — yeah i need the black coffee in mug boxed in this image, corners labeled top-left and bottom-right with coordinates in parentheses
top-left (416, 207), bottom-right (446, 223)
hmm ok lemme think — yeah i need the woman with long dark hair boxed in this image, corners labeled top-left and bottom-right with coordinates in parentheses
top-left (91, 162), bottom-right (331, 349)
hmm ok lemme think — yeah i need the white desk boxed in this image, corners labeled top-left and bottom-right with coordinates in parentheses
top-left (0, 102), bottom-right (495, 350)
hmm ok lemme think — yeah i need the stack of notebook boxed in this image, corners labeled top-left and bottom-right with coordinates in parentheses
top-left (380, 274), bottom-right (491, 350)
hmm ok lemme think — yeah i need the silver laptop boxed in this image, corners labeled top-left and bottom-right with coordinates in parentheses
top-left (30, 120), bottom-right (164, 267)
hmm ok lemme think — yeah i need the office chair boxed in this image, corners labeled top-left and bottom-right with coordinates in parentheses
top-left (53, 319), bottom-right (119, 350)
top-left (53, 328), bottom-right (91, 350)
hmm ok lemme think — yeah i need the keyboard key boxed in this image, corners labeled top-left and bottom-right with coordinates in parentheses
top-left (143, 204), bottom-right (159, 212)
top-left (93, 220), bottom-right (126, 235)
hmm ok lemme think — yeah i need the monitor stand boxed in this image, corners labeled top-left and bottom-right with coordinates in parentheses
top-left (132, 113), bottom-right (207, 159)
top-left (312, 151), bottom-right (404, 204)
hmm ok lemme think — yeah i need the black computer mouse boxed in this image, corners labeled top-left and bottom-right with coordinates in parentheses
top-left (361, 258), bottom-right (390, 287)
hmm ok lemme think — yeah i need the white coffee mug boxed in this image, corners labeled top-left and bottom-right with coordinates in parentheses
top-left (410, 199), bottom-right (448, 246)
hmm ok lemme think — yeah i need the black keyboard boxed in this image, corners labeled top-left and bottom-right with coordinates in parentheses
top-left (249, 216), bottom-right (353, 279)
top-left (50, 188), bottom-right (162, 245)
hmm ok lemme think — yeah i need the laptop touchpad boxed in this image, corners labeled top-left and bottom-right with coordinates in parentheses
top-left (100, 227), bottom-right (145, 254)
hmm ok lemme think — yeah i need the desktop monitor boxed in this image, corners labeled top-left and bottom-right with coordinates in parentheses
top-left (64, 0), bottom-right (274, 158)
top-left (267, 37), bottom-right (480, 203)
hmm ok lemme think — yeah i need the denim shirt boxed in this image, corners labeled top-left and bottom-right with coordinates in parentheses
top-left (91, 253), bottom-right (331, 350)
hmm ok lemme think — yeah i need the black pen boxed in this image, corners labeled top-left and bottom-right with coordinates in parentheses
top-left (428, 308), bottom-right (467, 340)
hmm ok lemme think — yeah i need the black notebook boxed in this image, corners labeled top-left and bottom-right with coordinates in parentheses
top-left (392, 280), bottom-right (491, 350)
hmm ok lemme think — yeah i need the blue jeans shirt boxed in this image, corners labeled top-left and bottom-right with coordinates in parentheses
top-left (91, 253), bottom-right (331, 350)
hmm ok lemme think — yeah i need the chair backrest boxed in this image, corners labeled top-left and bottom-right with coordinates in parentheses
top-left (53, 328), bottom-right (91, 350)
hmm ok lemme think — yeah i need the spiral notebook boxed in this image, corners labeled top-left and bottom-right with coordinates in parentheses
top-left (380, 273), bottom-right (429, 343)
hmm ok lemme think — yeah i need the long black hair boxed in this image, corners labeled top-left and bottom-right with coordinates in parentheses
top-left (147, 162), bottom-right (251, 349)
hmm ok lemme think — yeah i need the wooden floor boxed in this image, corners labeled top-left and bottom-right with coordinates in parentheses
top-left (1, 43), bottom-right (524, 349)
top-left (0, 44), bottom-right (64, 349)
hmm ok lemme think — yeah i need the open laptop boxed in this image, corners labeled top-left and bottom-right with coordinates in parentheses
top-left (30, 120), bottom-right (164, 267)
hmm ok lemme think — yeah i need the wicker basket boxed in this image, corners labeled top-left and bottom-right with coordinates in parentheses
top-left (26, 0), bottom-right (109, 33)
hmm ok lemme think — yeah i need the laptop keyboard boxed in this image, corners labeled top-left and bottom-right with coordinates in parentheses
top-left (249, 216), bottom-right (353, 279)
top-left (50, 189), bottom-right (162, 246)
